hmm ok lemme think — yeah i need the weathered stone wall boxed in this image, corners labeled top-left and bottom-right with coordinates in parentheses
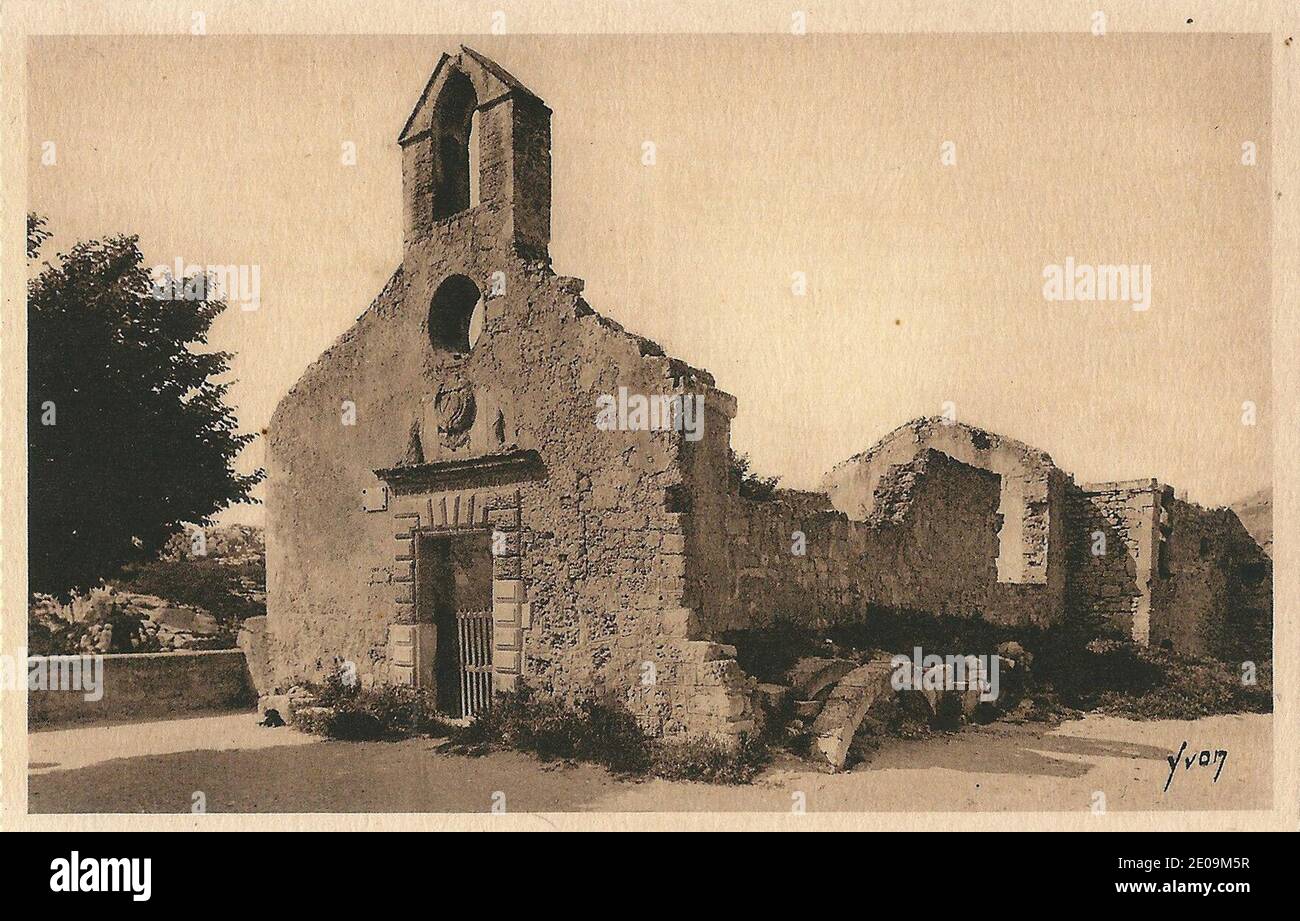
top-left (1065, 481), bottom-right (1272, 660)
top-left (1149, 498), bottom-right (1272, 660)
top-left (821, 418), bottom-right (1071, 628)
top-left (28, 650), bottom-right (254, 727)
top-left (267, 50), bottom-right (757, 742)
top-left (1065, 480), bottom-right (1161, 642)
top-left (265, 250), bottom-right (757, 739)
top-left (400, 48), bottom-right (551, 256)
top-left (708, 449), bottom-right (1061, 631)
top-left (679, 391), bottom-right (738, 630)
top-left (825, 420), bottom-right (1065, 580)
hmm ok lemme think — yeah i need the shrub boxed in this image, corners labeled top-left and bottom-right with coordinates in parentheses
top-left (296, 705), bottom-right (386, 741)
top-left (648, 735), bottom-right (768, 785)
top-left (312, 667), bottom-right (362, 707)
top-left (30, 593), bottom-right (164, 655)
top-left (1029, 632), bottom-right (1160, 709)
top-left (1088, 649), bottom-right (1271, 719)
top-left (295, 672), bottom-right (453, 741)
top-left (728, 451), bottom-right (780, 502)
top-left (451, 686), bottom-right (650, 774)
top-left (451, 686), bottom-right (769, 783)
top-left (29, 596), bottom-right (85, 655)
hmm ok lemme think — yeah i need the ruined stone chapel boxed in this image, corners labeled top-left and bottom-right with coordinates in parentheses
top-left (264, 48), bottom-right (1272, 742)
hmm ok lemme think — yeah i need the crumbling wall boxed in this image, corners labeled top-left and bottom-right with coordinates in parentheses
top-left (817, 420), bottom-right (1070, 628)
top-left (823, 418), bottom-right (1067, 594)
top-left (266, 48), bottom-right (765, 745)
top-left (712, 450), bottom-right (1049, 631)
top-left (678, 390), bottom-right (739, 628)
top-left (719, 490), bottom-right (867, 632)
top-left (1149, 498), bottom-right (1272, 660)
top-left (1065, 482), bottom-right (1272, 661)
top-left (266, 252), bottom-right (757, 740)
top-left (869, 450), bottom-right (1006, 618)
top-left (1064, 480), bottom-right (1160, 642)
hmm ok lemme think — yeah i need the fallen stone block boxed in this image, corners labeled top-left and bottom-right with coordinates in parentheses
top-left (996, 641), bottom-right (1032, 671)
top-left (919, 663), bottom-right (953, 714)
top-left (954, 685), bottom-right (983, 719)
top-left (785, 657), bottom-right (858, 700)
top-left (811, 658), bottom-right (897, 771)
top-left (236, 615), bottom-right (271, 697)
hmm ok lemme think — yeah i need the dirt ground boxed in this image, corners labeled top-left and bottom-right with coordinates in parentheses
top-left (28, 710), bottom-right (1271, 814)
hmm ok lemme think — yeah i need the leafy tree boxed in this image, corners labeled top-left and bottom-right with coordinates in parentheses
top-left (728, 450), bottom-right (779, 501)
top-left (27, 213), bottom-right (51, 259)
top-left (27, 215), bottom-right (262, 597)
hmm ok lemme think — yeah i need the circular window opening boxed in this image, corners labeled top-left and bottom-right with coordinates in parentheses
top-left (429, 274), bottom-right (484, 354)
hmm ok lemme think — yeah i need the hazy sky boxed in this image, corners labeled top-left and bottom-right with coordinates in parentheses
top-left (27, 32), bottom-right (1272, 523)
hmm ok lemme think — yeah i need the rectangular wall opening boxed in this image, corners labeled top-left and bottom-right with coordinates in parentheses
top-left (415, 530), bottom-right (494, 716)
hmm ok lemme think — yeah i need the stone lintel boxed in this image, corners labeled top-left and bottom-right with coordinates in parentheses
top-left (375, 449), bottom-right (544, 495)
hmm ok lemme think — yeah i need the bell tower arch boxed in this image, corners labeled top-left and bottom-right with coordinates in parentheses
top-left (398, 46), bottom-right (552, 258)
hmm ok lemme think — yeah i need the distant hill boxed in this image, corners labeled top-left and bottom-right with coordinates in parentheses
top-left (1231, 486), bottom-right (1272, 557)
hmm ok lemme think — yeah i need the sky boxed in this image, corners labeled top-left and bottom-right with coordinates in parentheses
top-left (27, 32), bottom-right (1272, 524)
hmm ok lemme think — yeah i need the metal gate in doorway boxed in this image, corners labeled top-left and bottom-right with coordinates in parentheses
top-left (455, 609), bottom-right (493, 718)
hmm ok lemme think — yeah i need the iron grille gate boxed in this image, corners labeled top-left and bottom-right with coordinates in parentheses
top-left (456, 609), bottom-right (493, 718)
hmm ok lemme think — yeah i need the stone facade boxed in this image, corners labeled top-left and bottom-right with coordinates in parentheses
top-left (264, 48), bottom-right (1271, 746)
top-left (1066, 479), bottom-right (1166, 644)
top-left (266, 48), bottom-right (755, 742)
top-left (1151, 496), bottom-right (1271, 661)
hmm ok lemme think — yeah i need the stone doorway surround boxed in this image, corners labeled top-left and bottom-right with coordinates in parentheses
top-left (374, 450), bottom-right (541, 701)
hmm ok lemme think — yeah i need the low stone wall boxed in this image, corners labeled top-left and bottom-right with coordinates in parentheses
top-left (28, 649), bottom-right (254, 728)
